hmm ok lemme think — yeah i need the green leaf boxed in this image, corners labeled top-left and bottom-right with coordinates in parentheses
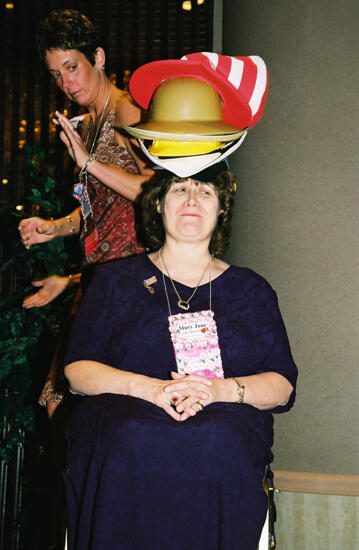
top-left (1, 139), bottom-right (78, 461)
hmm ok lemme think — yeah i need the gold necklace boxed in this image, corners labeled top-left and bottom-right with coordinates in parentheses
top-left (158, 248), bottom-right (211, 311)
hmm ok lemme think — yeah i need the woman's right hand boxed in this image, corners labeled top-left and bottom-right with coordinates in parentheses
top-left (54, 111), bottom-right (90, 169)
top-left (18, 217), bottom-right (58, 249)
top-left (149, 376), bottom-right (212, 422)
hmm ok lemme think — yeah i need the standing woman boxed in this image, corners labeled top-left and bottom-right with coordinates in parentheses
top-left (18, 9), bottom-right (153, 412)
top-left (19, 8), bottom-right (153, 294)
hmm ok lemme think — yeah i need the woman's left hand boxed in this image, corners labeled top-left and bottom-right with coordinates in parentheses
top-left (164, 372), bottom-right (230, 418)
top-left (54, 111), bottom-right (89, 169)
top-left (22, 275), bottom-right (71, 308)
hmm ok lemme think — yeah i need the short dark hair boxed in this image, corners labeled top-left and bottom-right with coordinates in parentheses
top-left (135, 170), bottom-right (236, 258)
top-left (36, 9), bottom-right (102, 65)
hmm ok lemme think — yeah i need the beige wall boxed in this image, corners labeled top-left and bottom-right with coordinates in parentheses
top-left (223, 0), bottom-right (359, 474)
top-left (275, 491), bottom-right (358, 549)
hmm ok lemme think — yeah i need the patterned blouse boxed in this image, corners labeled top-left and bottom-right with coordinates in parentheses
top-left (79, 105), bottom-right (144, 264)
top-left (38, 104), bottom-right (145, 406)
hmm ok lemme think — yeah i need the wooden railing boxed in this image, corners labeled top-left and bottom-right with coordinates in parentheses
top-left (274, 470), bottom-right (359, 496)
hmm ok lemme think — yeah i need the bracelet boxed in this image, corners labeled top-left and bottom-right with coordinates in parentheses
top-left (67, 273), bottom-right (81, 286)
top-left (79, 153), bottom-right (96, 178)
top-left (233, 378), bottom-right (245, 403)
top-left (65, 215), bottom-right (76, 234)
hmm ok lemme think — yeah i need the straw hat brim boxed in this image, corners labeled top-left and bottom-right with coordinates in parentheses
top-left (122, 121), bottom-right (246, 142)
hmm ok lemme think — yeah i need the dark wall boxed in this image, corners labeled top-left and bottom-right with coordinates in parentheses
top-left (1, 0), bottom-right (214, 205)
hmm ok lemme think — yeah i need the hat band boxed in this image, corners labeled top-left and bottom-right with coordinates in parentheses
top-left (137, 131), bottom-right (247, 178)
top-left (148, 139), bottom-right (226, 157)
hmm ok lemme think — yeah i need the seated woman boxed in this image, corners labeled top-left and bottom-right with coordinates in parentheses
top-left (63, 164), bottom-right (297, 550)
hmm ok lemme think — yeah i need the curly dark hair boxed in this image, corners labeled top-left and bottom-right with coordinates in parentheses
top-left (36, 9), bottom-right (102, 65)
top-left (135, 169), bottom-right (236, 258)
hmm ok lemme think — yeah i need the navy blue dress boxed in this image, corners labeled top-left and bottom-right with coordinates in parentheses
top-left (63, 253), bottom-right (297, 550)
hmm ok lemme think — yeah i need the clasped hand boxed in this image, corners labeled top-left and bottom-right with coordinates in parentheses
top-left (156, 372), bottom-right (223, 422)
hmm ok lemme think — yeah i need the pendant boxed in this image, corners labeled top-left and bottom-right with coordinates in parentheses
top-left (72, 182), bottom-right (84, 199)
top-left (178, 300), bottom-right (190, 311)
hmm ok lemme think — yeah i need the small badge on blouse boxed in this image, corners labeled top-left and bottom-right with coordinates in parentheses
top-left (143, 275), bottom-right (157, 294)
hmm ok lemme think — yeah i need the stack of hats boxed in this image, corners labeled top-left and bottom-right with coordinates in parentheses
top-left (123, 52), bottom-right (268, 178)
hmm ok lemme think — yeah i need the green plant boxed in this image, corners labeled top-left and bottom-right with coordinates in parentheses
top-left (0, 141), bottom-right (77, 462)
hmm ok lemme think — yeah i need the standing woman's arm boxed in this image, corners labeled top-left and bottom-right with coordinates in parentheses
top-left (54, 97), bottom-right (154, 201)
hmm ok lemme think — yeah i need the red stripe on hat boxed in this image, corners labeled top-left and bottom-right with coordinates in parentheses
top-left (248, 56), bottom-right (268, 124)
top-left (236, 57), bottom-right (257, 106)
top-left (184, 52), bottom-right (210, 64)
top-left (215, 54), bottom-right (232, 80)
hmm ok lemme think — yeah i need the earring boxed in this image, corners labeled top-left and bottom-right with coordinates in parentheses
top-left (102, 65), bottom-right (105, 71)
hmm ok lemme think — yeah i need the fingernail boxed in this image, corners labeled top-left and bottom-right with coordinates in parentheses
top-left (177, 405), bottom-right (183, 413)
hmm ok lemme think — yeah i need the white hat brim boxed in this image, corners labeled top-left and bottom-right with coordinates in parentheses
top-left (138, 132), bottom-right (247, 177)
top-left (123, 125), bottom-right (246, 142)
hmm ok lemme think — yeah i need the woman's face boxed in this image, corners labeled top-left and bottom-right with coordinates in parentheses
top-left (45, 48), bottom-right (102, 107)
top-left (162, 179), bottom-right (221, 245)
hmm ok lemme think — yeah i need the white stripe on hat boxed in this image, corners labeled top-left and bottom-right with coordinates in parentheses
top-left (173, 52), bottom-right (268, 127)
top-left (202, 52), bottom-right (219, 69)
top-left (248, 55), bottom-right (267, 116)
top-left (228, 57), bottom-right (244, 90)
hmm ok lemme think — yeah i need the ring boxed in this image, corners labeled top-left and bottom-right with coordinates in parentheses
top-left (197, 402), bottom-right (205, 411)
top-left (170, 399), bottom-right (176, 407)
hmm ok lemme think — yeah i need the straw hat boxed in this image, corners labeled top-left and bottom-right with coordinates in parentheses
top-left (123, 77), bottom-right (246, 141)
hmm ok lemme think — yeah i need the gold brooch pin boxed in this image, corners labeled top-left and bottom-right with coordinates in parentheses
top-left (143, 275), bottom-right (157, 294)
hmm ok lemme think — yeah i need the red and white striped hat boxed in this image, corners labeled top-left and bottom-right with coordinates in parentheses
top-left (128, 52), bottom-right (268, 130)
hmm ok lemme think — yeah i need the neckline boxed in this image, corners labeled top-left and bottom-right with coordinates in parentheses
top-left (83, 104), bottom-right (115, 136)
top-left (144, 252), bottom-right (232, 290)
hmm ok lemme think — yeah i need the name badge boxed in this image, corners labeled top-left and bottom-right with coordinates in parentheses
top-left (73, 183), bottom-right (92, 220)
top-left (168, 309), bottom-right (224, 378)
